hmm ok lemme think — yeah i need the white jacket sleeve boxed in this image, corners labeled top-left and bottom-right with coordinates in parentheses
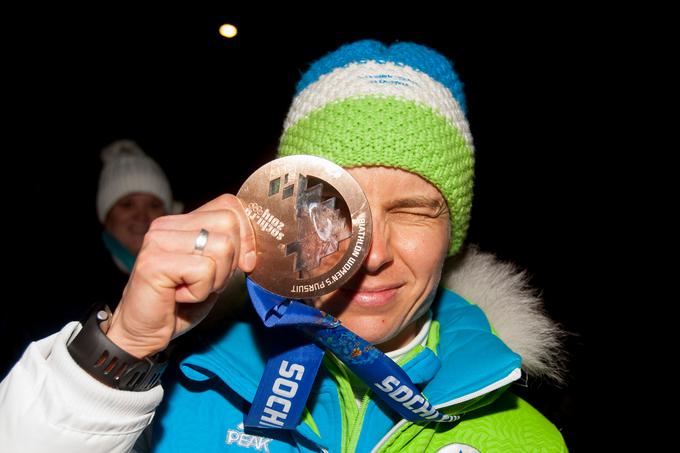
top-left (0, 322), bottom-right (163, 453)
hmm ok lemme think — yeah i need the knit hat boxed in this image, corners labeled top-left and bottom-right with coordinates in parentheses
top-left (96, 139), bottom-right (173, 223)
top-left (277, 40), bottom-right (475, 256)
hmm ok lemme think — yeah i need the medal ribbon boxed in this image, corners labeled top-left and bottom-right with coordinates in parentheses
top-left (244, 278), bottom-right (456, 430)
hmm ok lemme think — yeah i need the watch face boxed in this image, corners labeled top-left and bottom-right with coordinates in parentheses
top-left (237, 155), bottom-right (372, 299)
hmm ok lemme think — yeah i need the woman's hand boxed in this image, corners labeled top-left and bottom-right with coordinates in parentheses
top-left (105, 194), bottom-right (256, 358)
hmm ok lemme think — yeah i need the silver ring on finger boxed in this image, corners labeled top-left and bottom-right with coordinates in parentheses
top-left (193, 228), bottom-right (209, 254)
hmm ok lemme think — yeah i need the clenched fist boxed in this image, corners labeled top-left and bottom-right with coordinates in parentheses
top-left (106, 194), bottom-right (256, 358)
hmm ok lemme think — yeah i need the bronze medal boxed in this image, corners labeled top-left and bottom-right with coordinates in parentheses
top-left (237, 155), bottom-right (372, 299)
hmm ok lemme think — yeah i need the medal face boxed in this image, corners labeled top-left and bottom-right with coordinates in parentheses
top-left (237, 155), bottom-right (372, 298)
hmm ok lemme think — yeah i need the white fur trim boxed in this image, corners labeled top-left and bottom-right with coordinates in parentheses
top-left (441, 246), bottom-right (567, 383)
top-left (284, 61), bottom-right (474, 149)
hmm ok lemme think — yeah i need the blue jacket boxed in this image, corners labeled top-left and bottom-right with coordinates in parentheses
top-left (150, 288), bottom-right (531, 452)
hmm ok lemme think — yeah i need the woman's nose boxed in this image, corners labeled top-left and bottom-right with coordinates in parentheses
top-left (362, 217), bottom-right (393, 274)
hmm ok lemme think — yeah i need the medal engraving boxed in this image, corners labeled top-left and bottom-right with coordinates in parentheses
top-left (237, 155), bottom-right (372, 298)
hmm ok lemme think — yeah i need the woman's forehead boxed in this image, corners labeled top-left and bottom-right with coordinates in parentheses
top-left (345, 166), bottom-right (445, 202)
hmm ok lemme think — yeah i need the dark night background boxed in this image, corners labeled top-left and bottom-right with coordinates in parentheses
top-left (2, 6), bottom-right (640, 451)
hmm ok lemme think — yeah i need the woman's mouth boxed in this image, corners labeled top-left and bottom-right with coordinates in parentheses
top-left (339, 285), bottom-right (401, 308)
top-left (128, 223), bottom-right (150, 235)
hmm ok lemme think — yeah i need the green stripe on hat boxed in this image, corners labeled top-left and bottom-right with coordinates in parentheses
top-left (278, 96), bottom-right (474, 255)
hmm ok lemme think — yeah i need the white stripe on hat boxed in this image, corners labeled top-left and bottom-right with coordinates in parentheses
top-left (283, 61), bottom-right (474, 149)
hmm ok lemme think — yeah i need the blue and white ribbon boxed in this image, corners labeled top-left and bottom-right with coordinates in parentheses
top-left (244, 278), bottom-right (456, 430)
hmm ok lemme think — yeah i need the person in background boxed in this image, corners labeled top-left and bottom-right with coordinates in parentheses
top-left (0, 40), bottom-right (568, 452)
top-left (0, 140), bottom-right (179, 381)
top-left (94, 139), bottom-right (244, 335)
top-left (93, 139), bottom-right (178, 310)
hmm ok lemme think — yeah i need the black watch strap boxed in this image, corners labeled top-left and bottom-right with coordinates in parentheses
top-left (67, 305), bottom-right (168, 391)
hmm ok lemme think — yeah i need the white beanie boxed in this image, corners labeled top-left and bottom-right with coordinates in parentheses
top-left (96, 140), bottom-right (173, 223)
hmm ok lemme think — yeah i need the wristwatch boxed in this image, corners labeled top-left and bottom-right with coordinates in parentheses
top-left (67, 304), bottom-right (168, 391)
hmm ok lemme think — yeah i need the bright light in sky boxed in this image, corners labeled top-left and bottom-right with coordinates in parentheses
top-left (219, 24), bottom-right (238, 39)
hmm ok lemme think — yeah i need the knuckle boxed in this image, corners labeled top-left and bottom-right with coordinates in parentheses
top-left (215, 210), bottom-right (239, 232)
top-left (200, 255), bottom-right (217, 277)
top-left (133, 252), bottom-right (157, 274)
top-left (222, 240), bottom-right (239, 267)
top-left (150, 214), bottom-right (184, 230)
top-left (149, 215), bottom-right (169, 230)
top-left (215, 193), bottom-right (238, 206)
top-left (212, 234), bottom-right (235, 258)
top-left (143, 229), bottom-right (163, 248)
top-left (223, 239), bottom-right (235, 257)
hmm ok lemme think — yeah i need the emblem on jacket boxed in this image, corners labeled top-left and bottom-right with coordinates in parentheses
top-left (225, 423), bottom-right (272, 451)
top-left (435, 444), bottom-right (480, 453)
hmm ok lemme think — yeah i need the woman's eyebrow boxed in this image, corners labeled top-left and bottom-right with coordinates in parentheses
top-left (385, 196), bottom-right (446, 211)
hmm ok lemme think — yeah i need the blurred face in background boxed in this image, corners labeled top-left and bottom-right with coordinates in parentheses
top-left (104, 192), bottom-right (165, 254)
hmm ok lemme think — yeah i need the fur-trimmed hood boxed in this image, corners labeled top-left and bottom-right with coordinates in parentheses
top-left (441, 245), bottom-right (567, 384)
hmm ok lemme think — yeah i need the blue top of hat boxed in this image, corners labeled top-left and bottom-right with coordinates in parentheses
top-left (295, 39), bottom-right (468, 114)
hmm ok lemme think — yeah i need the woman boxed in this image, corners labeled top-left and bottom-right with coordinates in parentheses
top-left (93, 139), bottom-right (176, 309)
